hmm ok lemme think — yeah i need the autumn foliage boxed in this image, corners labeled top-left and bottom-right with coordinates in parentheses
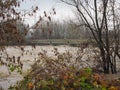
top-left (0, 0), bottom-right (40, 44)
top-left (9, 49), bottom-right (120, 90)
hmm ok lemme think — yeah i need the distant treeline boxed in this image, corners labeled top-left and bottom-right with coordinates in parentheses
top-left (30, 20), bottom-right (120, 41)
top-left (30, 20), bottom-right (91, 40)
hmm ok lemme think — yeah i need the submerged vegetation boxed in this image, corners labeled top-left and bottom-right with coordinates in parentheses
top-left (8, 47), bottom-right (120, 90)
top-left (9, 67), bottom-right (120, 90)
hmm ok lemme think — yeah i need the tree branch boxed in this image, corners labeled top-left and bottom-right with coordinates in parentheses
top-left (94, 0), bottom-right (100, 30)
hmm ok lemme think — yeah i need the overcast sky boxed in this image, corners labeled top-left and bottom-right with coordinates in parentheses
top-left (19, 0), bottom-right (75, 26)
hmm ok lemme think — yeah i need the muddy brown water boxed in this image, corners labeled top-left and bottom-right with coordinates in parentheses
top-left (0, 45), bottom-right (119, 90)
top-left (0, 45), bottom-right (79, 90)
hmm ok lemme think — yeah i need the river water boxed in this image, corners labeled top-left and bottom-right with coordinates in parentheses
top-left (0, 45), bottom-right (79, 90)
top-left (0, 45), bottom-right (119, 90)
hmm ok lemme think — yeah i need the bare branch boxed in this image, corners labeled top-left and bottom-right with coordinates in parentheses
top-left (94, 0), bottom-right (100, 30)
top-left (60, 0), bottom-right (76, 6)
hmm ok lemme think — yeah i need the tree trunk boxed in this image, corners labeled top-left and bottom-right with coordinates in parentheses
top-left (100, 47), bottom-right (108, 74)
top-left (100, 46), bottom-right (117, 74)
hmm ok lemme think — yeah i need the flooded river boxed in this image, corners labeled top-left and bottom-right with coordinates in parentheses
top-left (0, 45), bottom-right (119, 90)
top-left (0, 45), bottom-right (79, 90)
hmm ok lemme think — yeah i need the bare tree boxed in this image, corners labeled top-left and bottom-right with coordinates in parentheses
top-left (60, 0), bottom-right (120, 74)
top-left (0, 0), bottom-right (39, 44)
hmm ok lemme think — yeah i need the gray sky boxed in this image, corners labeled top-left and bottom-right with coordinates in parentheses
top-left (19, 0), bottom-right (75, 26)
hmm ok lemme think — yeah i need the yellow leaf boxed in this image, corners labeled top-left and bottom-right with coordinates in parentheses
top-left (93, 81), bottom-right (99, 87)
top-left (108, 86), bottom-right (118, 90)
top-left (28, 82), bottom-right (34, 90)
